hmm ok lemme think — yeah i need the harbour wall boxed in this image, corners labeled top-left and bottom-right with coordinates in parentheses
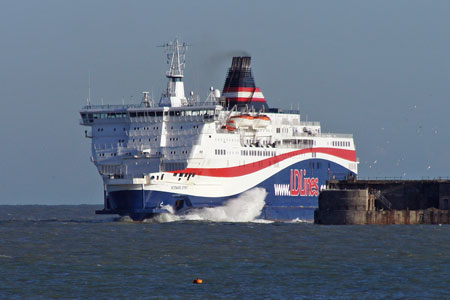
top-left (314, 179), bottom-right (450, 225)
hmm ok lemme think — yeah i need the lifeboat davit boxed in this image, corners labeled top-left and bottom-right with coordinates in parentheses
top-left (253, 115), bottom-right (271, 128)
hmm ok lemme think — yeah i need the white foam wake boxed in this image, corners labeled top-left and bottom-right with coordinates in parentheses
top-left (286, 218), bottom-right (314, 224)
top-left (150, 187), bottom-right (268, 223)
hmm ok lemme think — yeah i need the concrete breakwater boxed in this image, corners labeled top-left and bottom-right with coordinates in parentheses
top-left (314, 179), bottom-right (450, 225)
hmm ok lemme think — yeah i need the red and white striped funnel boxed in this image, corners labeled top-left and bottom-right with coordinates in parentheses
top-left (222, 57), bottom-right (269, 112)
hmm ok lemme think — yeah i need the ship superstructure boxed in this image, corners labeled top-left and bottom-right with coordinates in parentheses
top-left (80, 38), bottom-right (358, 220)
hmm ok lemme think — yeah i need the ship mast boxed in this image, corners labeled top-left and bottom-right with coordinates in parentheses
top-left (158, 38), bottom-right (189, 107)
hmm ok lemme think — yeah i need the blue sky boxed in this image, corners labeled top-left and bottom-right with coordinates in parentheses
top-left (1, 0), bottom-right (449, 204)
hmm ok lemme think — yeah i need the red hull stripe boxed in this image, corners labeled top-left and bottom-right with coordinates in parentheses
top-left (223, 87), bottom-right (262, 93)
top-left (170, 148), bottom-right (356, 177)
top-left (225, 97), bottom-right (267, 102)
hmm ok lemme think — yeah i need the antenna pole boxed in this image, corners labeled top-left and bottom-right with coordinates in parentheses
top-left (88, 71), bottom-right (91, 105)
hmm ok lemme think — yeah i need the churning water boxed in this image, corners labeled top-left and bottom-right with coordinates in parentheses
top-left (0, 202), bottom-right (449, 299)
top-left (151, 187), bottom-right (268, 223)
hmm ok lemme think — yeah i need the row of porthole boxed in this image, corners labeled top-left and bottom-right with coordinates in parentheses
top-left (97, 128), bottom-right (127, 132)
top-left (215, 149), bottom-right (226, 155)
top-left (172, 172), bottom-right (196, 178)
top-left (132, 125), bottom-right (198, 131)
top-left (215, 138), bottom-right (238, 143)
top-left (241, 150), bottom-right (276, 157)
top-left (99, 153), bottom-right (117, 157)
top-left (97, 125), bottom-right (198, 133)
top-left (99, 152), bottom-right (164, 157)
top-left (332, 141), bottom-right (351, 147)
top-left (98, 151), bottom-right (168, 157)
top-left (150, 174), bottom-right (165, 180)
top-left (276, 128), bottom-right (289, 134)
top-left (168, 150), bottom-right (188, 155)
top-left (132, 138), bottom-right (158, 142)
top-left (134, 126), bottom-right (155, 130)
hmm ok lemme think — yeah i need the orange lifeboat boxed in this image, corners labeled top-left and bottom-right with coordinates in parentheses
top-left (229, 114), bottom-right (254, 128)
top-left (253, 115), bottom-right (271, 128)
top-left (226, 119), bottom-right (237, 131)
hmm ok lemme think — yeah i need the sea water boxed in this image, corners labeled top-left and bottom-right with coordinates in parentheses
top-left (0, 196), bottom-right (449, 299)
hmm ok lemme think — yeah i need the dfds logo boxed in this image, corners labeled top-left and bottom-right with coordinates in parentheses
top-left (273, 169), bottom-right (319, 197)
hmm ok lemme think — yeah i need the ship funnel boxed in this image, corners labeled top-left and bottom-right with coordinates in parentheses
top-left (231, 56), bottom-right (251, 70)
top-left (222, 56), bottom-right (269, 112)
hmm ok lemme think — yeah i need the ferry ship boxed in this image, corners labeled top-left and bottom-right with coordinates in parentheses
top-left (80, 38), bottom-right (358, 221)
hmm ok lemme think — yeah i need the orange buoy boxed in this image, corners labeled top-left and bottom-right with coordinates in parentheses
top-left (193, 278), bottom-right (203, 284)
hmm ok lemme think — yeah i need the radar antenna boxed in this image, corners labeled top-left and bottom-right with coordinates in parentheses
top-left (158, 38), bottom-right (189, 78)
top-left (158, 38), bottom-right (190, 107)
